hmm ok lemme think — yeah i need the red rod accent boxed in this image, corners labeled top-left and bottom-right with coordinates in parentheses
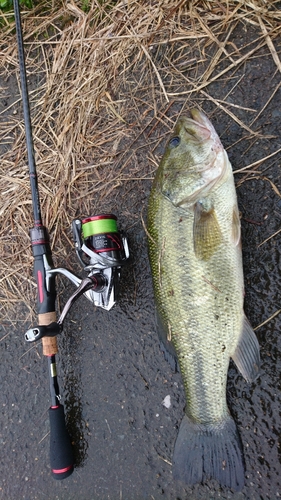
top-left (32, 239), bottom-right (49, 245)
top-left (52, 465), bottom-right (73, 474)
top-left (37, 270), bottom-right (44, 303)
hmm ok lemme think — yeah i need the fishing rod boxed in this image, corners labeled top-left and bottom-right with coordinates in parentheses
top-left (13, 0), bottom-right (129, 479)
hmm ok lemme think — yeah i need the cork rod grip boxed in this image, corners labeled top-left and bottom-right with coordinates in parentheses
top-left (39, 312), bottom-right (58, 355)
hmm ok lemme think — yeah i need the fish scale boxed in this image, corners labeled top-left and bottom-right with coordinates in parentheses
top-left (147, 109), bottom-right (260, 491)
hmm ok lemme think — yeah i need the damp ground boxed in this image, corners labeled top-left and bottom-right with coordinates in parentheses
top-left (1, 6), bottom-right (281, 500)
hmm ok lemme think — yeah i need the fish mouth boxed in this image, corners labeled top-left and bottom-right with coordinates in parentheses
top-left (174, 109), bottom-right (218, 143)
top-left (189, 108), bottom-right (211, 127)
top-left (170, 110), bottom-right (227, 207)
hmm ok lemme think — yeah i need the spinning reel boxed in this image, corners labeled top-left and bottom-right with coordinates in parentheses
top-left (25, 214), bottom-right (129, 342)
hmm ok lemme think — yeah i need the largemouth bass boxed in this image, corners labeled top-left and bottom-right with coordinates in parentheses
top-left (147, 109), bottom-right (260, 491)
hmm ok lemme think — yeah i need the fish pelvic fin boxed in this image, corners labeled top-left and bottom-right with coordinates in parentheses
top-left (232, 205), bottom-right (241, 246)
top-left (193, 200), bottom-right (222, 260)
top-left (173, 414), bottom-right (245, 491)
top-left (231, 315), bottom-right (260, 383)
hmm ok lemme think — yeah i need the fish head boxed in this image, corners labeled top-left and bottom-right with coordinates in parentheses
top-left (157, 109), bottom-right (229, 208)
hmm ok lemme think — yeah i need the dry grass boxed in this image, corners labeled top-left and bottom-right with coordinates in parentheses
top-left (0, 0), bottom-right (281, 321)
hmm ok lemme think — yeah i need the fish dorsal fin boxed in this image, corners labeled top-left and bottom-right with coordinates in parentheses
top-left (232, 206), bottom-right (241, 246)
top-left (193, 200), bottom-right (222, 260)
top-left (231, 315), bottom-right (260, 383)
top-left (156, 310), bottom-right (179, 372)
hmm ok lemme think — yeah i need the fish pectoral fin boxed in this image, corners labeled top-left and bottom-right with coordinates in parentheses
top-left (193, 201), bottom-right (222, 260)
top-left (232, 206), bottom-right (241, 246)
top-left (231, 315), bottom-right (260, 383)
top-left (156, 310), bottom-right (179, 372)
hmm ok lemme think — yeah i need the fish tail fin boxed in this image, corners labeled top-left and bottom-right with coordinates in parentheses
top-left (173, 414), bottom-right (245, 491)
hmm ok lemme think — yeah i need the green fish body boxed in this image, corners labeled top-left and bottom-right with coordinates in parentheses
top-left (147, 109), bottom-right (260, 491)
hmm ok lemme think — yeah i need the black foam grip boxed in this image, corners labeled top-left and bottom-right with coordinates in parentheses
top-left (49, 405), bottom-right (74, 479)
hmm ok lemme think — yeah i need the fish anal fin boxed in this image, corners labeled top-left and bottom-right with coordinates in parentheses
top-left (231, 315), bottom-right (260, 383)
top-left (156, 310), bottom-right (179, 372)
top-left (193, 201), bottom-right (222, 261)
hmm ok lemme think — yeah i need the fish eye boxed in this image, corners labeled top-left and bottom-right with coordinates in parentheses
top-left (169, 136), bottom-right (180, 148)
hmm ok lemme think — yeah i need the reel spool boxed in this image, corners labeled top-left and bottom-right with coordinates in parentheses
top-left (72, 214), bottom-right (128, 269)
